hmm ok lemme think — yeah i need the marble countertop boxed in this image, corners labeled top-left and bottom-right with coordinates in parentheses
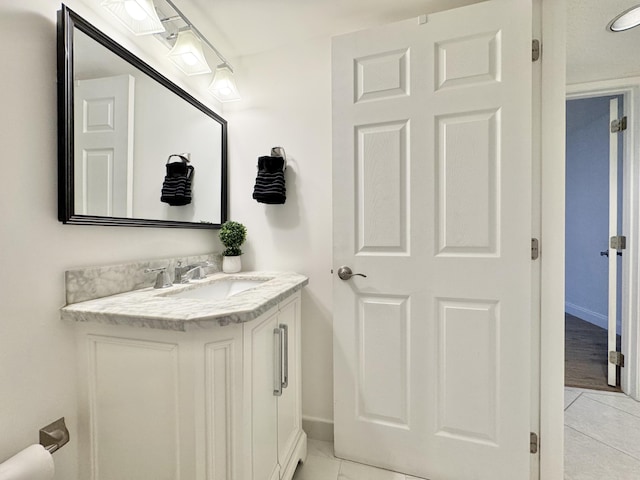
top-left (61, 271), bottom-right (308, 331)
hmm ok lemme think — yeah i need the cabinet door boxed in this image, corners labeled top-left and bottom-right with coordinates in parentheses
top-left (244, 310), bottom-right (280, 480)
top-left (80, 334), bottom-right (181, 480)
top-left (277, 295), bottom-right (302, 471)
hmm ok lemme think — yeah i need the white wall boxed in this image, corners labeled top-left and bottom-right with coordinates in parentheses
top-left (0, 2), bottom-right (222, 478)
top-left (224, 38), bottom-right (334, 426)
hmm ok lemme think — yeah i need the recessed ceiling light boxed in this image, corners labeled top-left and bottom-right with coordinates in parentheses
top-left (608, 5), bottom-right (640, 32)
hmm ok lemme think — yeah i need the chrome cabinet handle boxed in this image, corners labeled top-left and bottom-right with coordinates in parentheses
top-left (273, 327), bottom-right (283, 397)
top-left (280, 324), bottom-right (289, 389)
top-left (337, 266), bottom-right (367, 280)
top-left (600, 251), bottom-right (622, 257)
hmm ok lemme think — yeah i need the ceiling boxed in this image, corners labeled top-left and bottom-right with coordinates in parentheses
top-left (567, 0), bottom-right (640, 84)
top-left (176, 0), bottom-right (640, 84)
top-left (182, 0), bottom-right (486, 58)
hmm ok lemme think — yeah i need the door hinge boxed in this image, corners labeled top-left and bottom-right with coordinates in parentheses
top-left (530, 432), bottom-right (538, 454)
top-left (610, 235), bottom-right (627, 250)
top-left (611, 116), bottom-right (627, 133)
top-left (531, 238), bottom-right (540, 260)
top-left (609, 351), bottom-right (625, 367)
top-left (532, 39), bottom-right (540, 62)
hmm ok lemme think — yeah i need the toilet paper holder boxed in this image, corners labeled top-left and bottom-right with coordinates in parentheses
top-left (39, 418), bottom-right (69, 454)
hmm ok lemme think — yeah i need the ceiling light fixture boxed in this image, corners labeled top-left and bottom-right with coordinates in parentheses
top-left (608, 5), bottom-right (640, 32)
top-left (209, 63), bottom-right (241, 102)
top-left (101, 0), bottom-right (165, 35)
top-left (159, 0), bottom-right (241, 101)
top-left (168, 29), bottom-right (211, 75)
top-left (103, 0), bottom-right (241, 101)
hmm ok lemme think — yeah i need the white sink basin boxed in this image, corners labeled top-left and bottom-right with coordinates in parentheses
top-left (167, 279), bottom-right (266, 301)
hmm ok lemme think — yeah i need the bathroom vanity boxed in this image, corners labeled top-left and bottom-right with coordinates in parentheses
top-left (62, 264), bottom-right (308, 480)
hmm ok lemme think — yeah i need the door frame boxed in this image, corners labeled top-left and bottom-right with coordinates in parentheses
top-left (539, 0), bottom-right (566, 479)
top-left (566, 79), bottom-right (640, 397)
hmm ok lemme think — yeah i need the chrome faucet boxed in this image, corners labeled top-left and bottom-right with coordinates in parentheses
top-left (144, 266), bottom-right (172, 289)
top-left (183, 266), bottom-right (203, 282)
top-left (175, 261), bottom-right (205, 284)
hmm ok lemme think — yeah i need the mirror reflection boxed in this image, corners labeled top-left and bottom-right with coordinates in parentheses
top-left (59, 8), bottom-right (227, 228)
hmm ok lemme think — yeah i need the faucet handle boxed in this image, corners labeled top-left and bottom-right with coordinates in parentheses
top-left (144, 267), bottom-right (172, 289)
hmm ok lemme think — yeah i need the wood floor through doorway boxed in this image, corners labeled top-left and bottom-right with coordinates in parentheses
top-left (565, 313), bottom-right (621, 392)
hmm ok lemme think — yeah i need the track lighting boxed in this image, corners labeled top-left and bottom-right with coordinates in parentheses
top-left (102, 0), bottom-right (240, 101)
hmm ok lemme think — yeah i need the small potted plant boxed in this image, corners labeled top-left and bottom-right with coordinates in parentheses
top-left (219, 221), bottom-right (247, 273)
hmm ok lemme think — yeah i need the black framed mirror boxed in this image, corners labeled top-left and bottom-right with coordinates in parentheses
top-left (57, 5), bottom-right (227, 228)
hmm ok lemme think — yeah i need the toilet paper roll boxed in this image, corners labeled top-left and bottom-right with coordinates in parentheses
top-left (0, 445), bottom-right (54, 480)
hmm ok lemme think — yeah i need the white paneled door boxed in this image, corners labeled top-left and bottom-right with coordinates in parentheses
top-left (74, 74), bottom-right (134, 217)
top-left (332, 1), bottom-right (533, 479)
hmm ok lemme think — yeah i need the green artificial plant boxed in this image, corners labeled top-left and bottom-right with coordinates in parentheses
top-left (219, 221), bottom-right (247, 256)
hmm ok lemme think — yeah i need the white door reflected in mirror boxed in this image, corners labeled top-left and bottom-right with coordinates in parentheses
top-left (74, 74), bottom-right (134, 217)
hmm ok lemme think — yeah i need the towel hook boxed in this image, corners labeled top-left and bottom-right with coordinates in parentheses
top-left (167, 153), bottom-right (191, 164)
top-left (271, 146), bottom-right (286, 171)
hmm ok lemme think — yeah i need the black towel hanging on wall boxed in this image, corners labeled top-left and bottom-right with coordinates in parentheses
top-left (253, 147), bottom-right (286, 204)
top-left (161, 154), bottom-right (194, 206)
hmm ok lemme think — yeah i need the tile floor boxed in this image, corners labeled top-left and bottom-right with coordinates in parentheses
top-left (564, 386), bottom-right (640, 479)
top-left (294, 387), bottom-right (640, 479)
top-left (292, 439), bottom-right (425, 480)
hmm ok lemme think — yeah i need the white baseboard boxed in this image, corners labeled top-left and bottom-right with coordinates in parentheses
top-left (565, 301), bottom-right (608, 330)
top-left (302, 415), bottom-right (333, 442)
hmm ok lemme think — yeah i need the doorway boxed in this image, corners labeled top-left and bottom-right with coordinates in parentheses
top-left (565, 94), bottom-right (624, 392)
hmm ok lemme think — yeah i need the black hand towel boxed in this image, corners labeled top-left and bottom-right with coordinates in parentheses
top-left (253, 155), bottom-right (286, 204)
top-left (161, 156), bottom-right (194, 206)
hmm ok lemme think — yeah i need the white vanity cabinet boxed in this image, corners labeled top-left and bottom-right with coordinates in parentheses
top-left (74, 290), bottom-right (306, 480)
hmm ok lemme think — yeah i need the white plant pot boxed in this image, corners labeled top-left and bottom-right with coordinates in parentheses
top-left (222, 255), bottom-right (242, 273)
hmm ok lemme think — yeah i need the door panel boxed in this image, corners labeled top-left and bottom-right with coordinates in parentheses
top-left (436, 299), bottom-right (499, 444)
top-left (356, 121), bottom-right (408, 254)
top-left (332, 1), bottom-right (532, 478)
top-left (436, 109), bottom-right (499, 254)
top-left (358, 295), bottom-right (410, 427)
top-left (435, 31), bottom-right (499, 89)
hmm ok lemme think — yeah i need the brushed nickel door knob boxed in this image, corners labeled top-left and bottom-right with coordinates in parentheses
top-left (337, 266), bottom-right (367, 280)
